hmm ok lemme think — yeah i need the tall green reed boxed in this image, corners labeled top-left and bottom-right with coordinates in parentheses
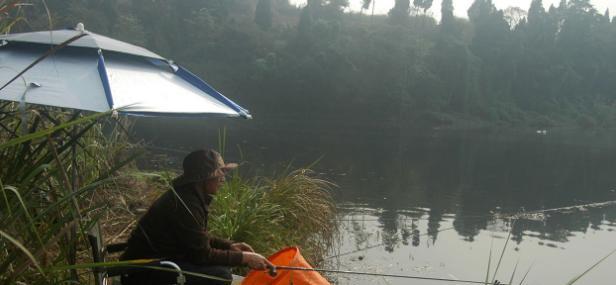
top-left (565, 248), bottom-right (616, 285)
top-left (0, 102), bottom-right (138, 284)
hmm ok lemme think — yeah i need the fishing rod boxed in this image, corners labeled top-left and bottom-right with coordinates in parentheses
top-left (269, 266), bottom-right (506, 285)
top-left (338, 199), bottom-right (616, 222)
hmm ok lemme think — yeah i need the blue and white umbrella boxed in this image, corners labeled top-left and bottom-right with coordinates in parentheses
top-left (0, 23), bottom-right (251, 118)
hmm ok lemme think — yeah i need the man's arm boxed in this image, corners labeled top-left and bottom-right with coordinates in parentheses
top-left (173, 198), bottom-right (243, 266)
top-left (173, 200), bottom-right (268, 269)
top-left (209, 236), bottom-right (234, 250)
top-left (210, 237), bottom-right (257, 253)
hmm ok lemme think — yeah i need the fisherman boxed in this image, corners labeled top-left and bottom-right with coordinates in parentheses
top-left (120, 149), bottom-right (273, 285)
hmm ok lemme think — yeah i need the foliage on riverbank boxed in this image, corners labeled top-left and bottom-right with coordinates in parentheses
top-left (14, 0), bottom-right (616, 129)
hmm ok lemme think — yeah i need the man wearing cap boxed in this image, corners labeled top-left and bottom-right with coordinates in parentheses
top-left (120, 149), bottom-right (272, 285)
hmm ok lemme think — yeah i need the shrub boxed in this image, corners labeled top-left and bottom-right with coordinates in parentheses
top-left (209, 168), bottom-right (337, 265)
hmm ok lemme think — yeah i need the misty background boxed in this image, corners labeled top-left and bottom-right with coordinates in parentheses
top-left (15, 0), bottom-right (616, 131)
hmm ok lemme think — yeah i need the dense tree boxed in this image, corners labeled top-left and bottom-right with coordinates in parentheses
top-left (568, 0), bottom-right (595, 12)
top-left (389, 0), bottom-right (410, 24)
top-left (255, 0), bottom-right (273, 30)
top-left (13, 0), bottom-right (616, 128)
top-left (297, 1), bottom-right (315, 38)
top-left (413, 0), bottom-right (433, 13)
top-left (558, 0), bottom-right (598, 68)
top-left (440, 0), bottom-right (454, 29)
top-left (503, 7), bottom-right (526, 28)
top-left (362, 0), bottom-right (372, 11)
top-left (465, 1), bottom-right (523, 121)
top-left (527, 0), bottom-right (545, 26)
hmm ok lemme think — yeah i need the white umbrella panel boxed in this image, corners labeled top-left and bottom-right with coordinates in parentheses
top-left (0, 27), bottom-right (251, 118)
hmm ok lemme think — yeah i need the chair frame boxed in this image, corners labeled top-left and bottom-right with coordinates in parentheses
top-left (87, 222), bottom-right (185, 285)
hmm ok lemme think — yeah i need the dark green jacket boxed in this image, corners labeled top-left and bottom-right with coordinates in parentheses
top-left (120, 182), bottom-right (243, 266)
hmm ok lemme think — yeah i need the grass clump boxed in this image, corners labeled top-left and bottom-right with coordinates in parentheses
top-left (209, 168), bottom-right (338, 265)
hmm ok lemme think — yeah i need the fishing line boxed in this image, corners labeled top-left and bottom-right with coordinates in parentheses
top-left (335, 213), bottom-right (493, 222)
top-left (501, 200), bottom-right (616, 218)
top-left (272, 266), bottom-right (506, 285)
top-left (339, 200), bottom-right (616, 223)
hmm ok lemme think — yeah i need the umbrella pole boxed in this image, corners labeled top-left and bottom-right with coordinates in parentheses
top-left (68, 112), bottom-right (80, 282)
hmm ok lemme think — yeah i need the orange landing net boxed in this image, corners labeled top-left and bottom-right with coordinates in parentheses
top-left (242, 247), bottom-right (331, 285)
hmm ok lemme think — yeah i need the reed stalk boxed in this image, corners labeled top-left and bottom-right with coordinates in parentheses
top-left (0, 102), bottom-right (138, 284)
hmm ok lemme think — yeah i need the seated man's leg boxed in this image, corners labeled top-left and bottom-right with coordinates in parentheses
top-left (120, 268), bottom-right (176, 285)
top-left (120, 263), bottom-right (232, 285)
top-left (175, 262), bottom-right (233, 285)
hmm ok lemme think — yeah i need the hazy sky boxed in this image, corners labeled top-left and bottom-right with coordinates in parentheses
top-left (289, 0), bottom-right (615, 19)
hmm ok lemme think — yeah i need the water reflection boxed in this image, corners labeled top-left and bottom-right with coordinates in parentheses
top-left (338, 203), bottom-right (616, 259)
top-left (327, 129), bottom-right (616, 246)
top-left (339, 206), bottom-right (616, 253)
top-left (340, 203), bottom-right (616, 252)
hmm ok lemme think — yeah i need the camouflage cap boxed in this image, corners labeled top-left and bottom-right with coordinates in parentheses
top-left (173, 149), bottom-right (238, 187)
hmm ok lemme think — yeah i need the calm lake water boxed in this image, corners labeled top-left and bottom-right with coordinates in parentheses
top-left (135, 117), bottom-right (616, 285)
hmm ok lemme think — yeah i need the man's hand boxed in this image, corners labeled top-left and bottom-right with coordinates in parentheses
top-left (230, 242), bottom-right (254, 252)
top-left (242, 252), bottom-right (274, 270)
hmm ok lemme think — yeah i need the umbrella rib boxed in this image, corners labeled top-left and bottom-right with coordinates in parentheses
top-left (0, 32), bottom-right (88, 92)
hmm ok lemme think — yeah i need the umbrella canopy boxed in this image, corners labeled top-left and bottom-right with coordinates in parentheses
top-left (0, 24), bottom-right (251, 118)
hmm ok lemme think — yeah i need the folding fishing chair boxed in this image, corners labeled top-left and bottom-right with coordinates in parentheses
top-left (87, 222), bottom-right (186, 285)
